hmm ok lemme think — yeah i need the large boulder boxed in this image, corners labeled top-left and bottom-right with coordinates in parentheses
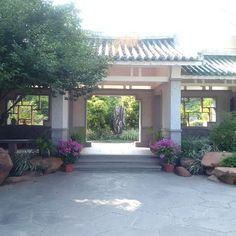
top-left (201, 152), bottom-right (232, 168)
top-left (31, 157), bottom-right (63, 174)
top-left (0, 148), bottom-right (13, 185)
top-left (213, 167), bottom-right (236, 185)
top-left (175, 166), bottom-right (191, 177)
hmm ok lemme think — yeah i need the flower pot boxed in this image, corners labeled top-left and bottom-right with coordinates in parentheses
top-left (163, 163), bottom-right (175, 172)
top-left (64, 164), bottom-right (74, 172)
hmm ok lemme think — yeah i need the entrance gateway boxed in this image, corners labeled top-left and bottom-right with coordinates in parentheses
top-left (49, 37), bottom-right (236, 146)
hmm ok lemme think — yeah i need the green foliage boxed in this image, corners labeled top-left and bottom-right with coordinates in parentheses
top-left (71, 132), bottom-right (86, 144)
top-left (209, 112), bottom-right (236, 151)
top-left (10, 151), bottom-right (36, 176)
top-left (36, 136), bottom-right (54, 157)
top-left (188, 159), bottom-right (203, 175)
top-left (220, 153), bottom-right (236, 167)
top-left (87, 96), bottom-right (139, 140)
top-left (87, 96), bottom-right (111, 137)
top-left (119, 129), bottom-right (139, 141)
top-left (0, 0), bottom-right (109, 122)
top-left (148, 129), bottom-right (164, 142)
top-left (181, 136), bottom-right (217, 175)
top-left (120, 96), bottom-right (139, 129)
top-left (87, 128), bottom-right (138, 142)
top-left (182, 136), bottom-right (217, 159)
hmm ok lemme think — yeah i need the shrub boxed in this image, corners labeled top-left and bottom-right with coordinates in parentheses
top-left (71, 132), bottom-right (86, 144)
top-left (209, 112), bottom-right (236, 151)
top-left (120, 96), bottom-right (139, 129)
top-left (188, 159), bottom-right (203, 175)
top-left (10, 151), bottom-right (36, 176)
top-left (87, 96), bottom-right (110, 137)
top-left (182, 136), bottom-right (217, 159)
top-left (119, 129), bottom-right (139, 141)
top-left (220, 153), bottom-right (236, 167)
top-left (181, 136), bottom-right (217, 175)
top-left (36, 136), bottom-right (54, 157)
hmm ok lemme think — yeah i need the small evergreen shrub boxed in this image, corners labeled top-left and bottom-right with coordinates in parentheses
top-left (181, 136), bottom-right (217, 175)
top-left (188, 159), bottom-right (203, 175)
top-left (119, 129), bottom-right (139, 141)
top-left (36, 136), bottom-right (54, 157)
top-left (209, 112), bottom-right (236, 152)
top-left (10, 151), bottom-right (36, 176)
top-left (220, 154), bottom-right (236, 167)
top-left (182, 136), bottom-right (217, 159)
top-left (71, 132), bottom-right (86, 144)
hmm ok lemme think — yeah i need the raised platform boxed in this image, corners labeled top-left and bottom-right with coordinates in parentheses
top-left (78, 143), bottom-right (161, 172)
top-left (80, 142), bottom-right (152, 156)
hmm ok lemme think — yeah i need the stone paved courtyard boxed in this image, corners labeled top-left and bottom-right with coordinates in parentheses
top-left (0, 171), bottom-right (236, 236)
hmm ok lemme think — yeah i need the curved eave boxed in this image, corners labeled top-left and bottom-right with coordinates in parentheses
top-left (181, 75), bottom-right (236, 80)
top-left (114, 60), bottom-right (202, 66)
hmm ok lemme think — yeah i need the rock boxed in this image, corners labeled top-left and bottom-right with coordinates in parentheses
top-left (205, 167), bottom-right (215, 176)
top-left (31, 157), bottom-right (63, 174)
top-left (208, 175), bottom-right (220, 183)
top-left (0, 148), bottom-right (13, 185)
top-left (5, 175), bottom-right (33, 184)
top-left (201, 152), bottom-right (232, 168)
top-left (213, 167), bottom-right (236, 185)
top-left (175, 166), bottom-right (191, 177)
top-left (180, 157), bottom-right (194, 169)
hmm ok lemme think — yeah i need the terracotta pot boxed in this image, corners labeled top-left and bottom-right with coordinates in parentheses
top-left (163, 163), bottom-right (175, 172)
top-left (64, 164), bottom-right (74, 172)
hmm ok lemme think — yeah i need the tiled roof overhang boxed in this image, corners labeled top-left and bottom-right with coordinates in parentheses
top-left (91, 37), bottom-right (200, 64)
top-left (182, 55), bottom-right (236, 76)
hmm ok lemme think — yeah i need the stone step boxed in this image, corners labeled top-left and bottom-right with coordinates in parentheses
top-left (74, 163), bottom-right (162, 172)
top-left (76, 154), bottom-right (161, 172)
top-left (79, 154), bottom-right (157, 162)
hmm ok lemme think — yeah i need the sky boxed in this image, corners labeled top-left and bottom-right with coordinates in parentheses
top-left (53, 0), bottom-right (236, 52)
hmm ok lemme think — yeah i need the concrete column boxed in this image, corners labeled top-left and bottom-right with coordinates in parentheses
top-left (136, 95), bottom-right (153, 147)
top-left (161, 66), bottom-right (182, 145)
top-left (70, 96), bottom-right (88, 144)
top-left (153, 94), bottom-right (162, 132)
top-left (51, 93), bottom-right (69, 144)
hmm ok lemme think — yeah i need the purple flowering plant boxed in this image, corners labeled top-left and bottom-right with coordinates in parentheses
top-left (58, 139), bottom-right (82, 164)
top-left (150, 138), bottom-right (181, 164)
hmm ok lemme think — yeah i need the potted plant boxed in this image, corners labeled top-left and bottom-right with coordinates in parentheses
top-left (150, 138), bottom-right (181, 172)
top-left (58, 139), bottom-right (82, 172)
top-left (36, 136), bottom-right (54, 158)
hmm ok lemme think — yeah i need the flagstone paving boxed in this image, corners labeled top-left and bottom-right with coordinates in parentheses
top-left (0, 171), bottom-right (236, 236)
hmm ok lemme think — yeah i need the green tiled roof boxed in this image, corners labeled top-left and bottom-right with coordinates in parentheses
top-left (182, 55), bottom-right (236, 76)
top-left (91, 37), bottom-right (198, 62)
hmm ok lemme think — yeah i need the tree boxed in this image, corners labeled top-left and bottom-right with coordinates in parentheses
top-left (0, 0), bottom-right (110, 124)
top-left (120, 96), bottom-right (139, 129)
top-left (87, 96), bottom-right (110, 137)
